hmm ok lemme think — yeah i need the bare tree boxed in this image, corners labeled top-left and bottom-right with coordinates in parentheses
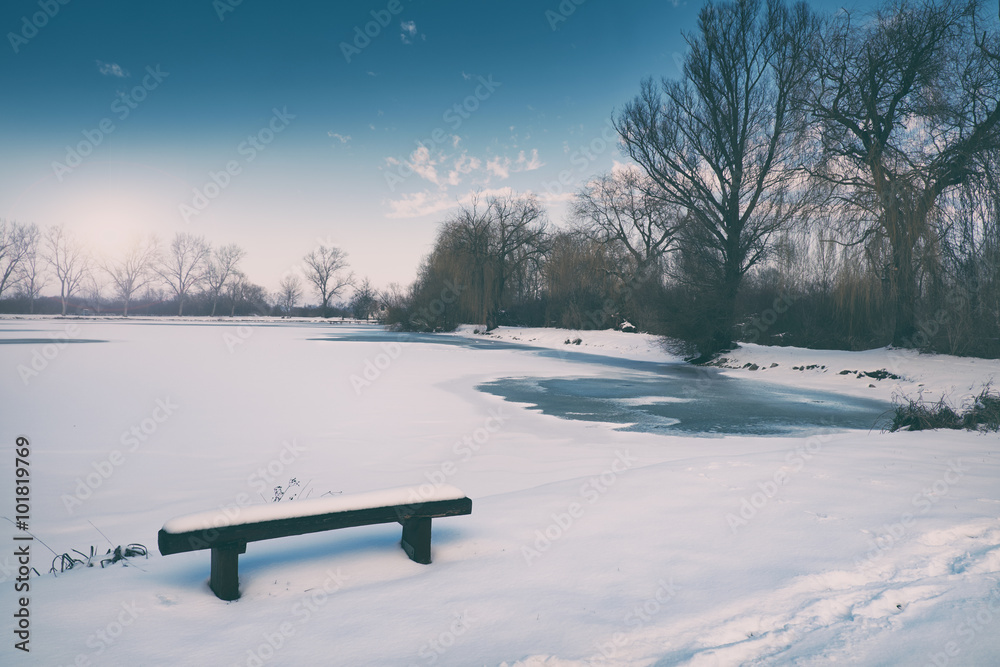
top-left (158, 232), bottom-right (211, 316)
top-left (84, 273), bottom-right (108, 315)
top-left (573, 167), bottom-right (686, 281)
top-left (302, 244), bottom-right (352, 317)
top-left (102, 236), bottom-right (160, 316)
top-left (12, 223), bottom-right (45, 313)
top-left (615, 0), bottom-right (816, 352)
top-left (227, 272), bottom-right (248, 316)
top-left (483, 193), bottom-right (549, 330)
top-left (205, 243), bottom-right (246, 316)
top-left (441, 192), bottom-right (549, 330)
top-left (807, 0), bottom-right (1000, 345)
top-left (349, 277), bottom-right (378, 321)
top-left (225, 272), bottom-right (268, 316)
top-left (44, 225), bottom-right (89, 315)
top-left (277, 274), bottom-right (302, 315)
top-left (378, 282), bottom-right (406, 314)
top-left (0, 220), bottom-right (36, 301)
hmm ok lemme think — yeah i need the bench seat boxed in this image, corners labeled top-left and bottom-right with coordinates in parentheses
top-left (158, 485), bottom-right (472, 600)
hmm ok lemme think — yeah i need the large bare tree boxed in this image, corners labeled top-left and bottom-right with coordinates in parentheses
top-left (15, 226), bottom-right (47, 314)
top-left (616, 0), bottom-right (816, 352)
top-left (0, 220), bottom-right (36, 301)
top-left (158, 232), bottom-right (211, 316)
top-left (44, 225), bottom-right (89, 315)
top-left (102, 236), bottom-right (160, 316)
top-left (807, 0), bottom-right (1000, 345)
top-left (205, 243), bottom-right (246, 316)
top-left (302, 244), bottom-right (352, 317)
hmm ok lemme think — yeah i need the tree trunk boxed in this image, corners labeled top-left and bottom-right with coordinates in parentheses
top-left (708, 276), bottom-right (741, 354)
top-left (178, 297), bottom-right (185, 317)
top-left (891, 238), bottom-right (917, 347)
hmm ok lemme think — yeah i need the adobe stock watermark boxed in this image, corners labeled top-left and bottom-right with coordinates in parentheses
top-left (51, 65), bottom-right (170, 181)
top-left (582, 262), bottom-right (660, 331)
top-left (522, 450), bottom-right (638, 565)
top-left (742, 292), bottom-right (799, 344)
top-left (152, 438), bottom-right (307, 553)
top-left (179, 107), bottom-right (295, 223)
top-left (384, 78), bottom-right (502, 192)
top-left (542, 118), bottom-right (618, 199)
top-left (236, 568), bottom-right (351, 667)
top-left (854, 458), bottom-right (968, 567)
top-left (726, 432), bottom-right (834, 534)
top-left (593, 577), bottom-right (679, 662)
top-left (404, 406), bottom-right (508, 503)
top-left (924, 587), bottom-right (1000, 667)
top-left (350, 337), bottom-right (405, 395)
top-left (886, 284), bottom-right (969, 374)
top-left (72, 600), bottom-right (143, 663)
top-left (414, 610), bottom-right (475, 665)
top-left (16, 322), bottom-right (80, 385)
top-left (213, 0), bottom-right (245, 21)
top-left (340, 0), bottom-right (408, 63)
top-left (7, 0), bottom-right (71, 54)
top-left (223, 324), bottom-right (255, 353)
top-left (405, 279), bottom-right (464, 331)
top-left (247, 439), bottom-right (308, 497)
top-left (384, 408), bottom-right (508, 532)
top-left (545, 0), bottom-right (587, 31)
top-left (61, 398), bottom-right (179, 514)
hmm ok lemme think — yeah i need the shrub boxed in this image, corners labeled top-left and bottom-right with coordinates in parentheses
top-left (889, 386), bottom-right (1000, 432)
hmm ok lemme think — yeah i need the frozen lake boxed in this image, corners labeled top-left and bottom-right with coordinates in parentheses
top-left (1, 319), bottom-right (998, 666)
top-left (319, 329), bottom-right (891, 436)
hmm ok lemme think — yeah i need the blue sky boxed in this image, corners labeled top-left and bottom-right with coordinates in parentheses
top-left (1, 0), bottom-right (856, 293)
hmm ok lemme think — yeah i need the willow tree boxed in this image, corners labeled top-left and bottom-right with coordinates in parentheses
top-left (616, 0), bottom-right (816, 354)
top-left (807, 0), bottom-right (1000, 346)
top-left (440, 192), bottom-right (548, 330)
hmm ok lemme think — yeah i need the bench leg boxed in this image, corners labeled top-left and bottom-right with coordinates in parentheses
top-left (401, 517), bottom-right (432, 564)
top-left (210, 543), bottom-right (245, 601)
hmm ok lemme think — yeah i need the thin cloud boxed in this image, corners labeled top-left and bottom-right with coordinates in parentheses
top-left (515, 149), bottom-right (544, 171)
top-left (447, 153), bottom-right (482, 186)
top-left (486, 157), bottom-right (510, 180)
top-left (386, 186), bottom-right (519, 219)
top-left (386, 191), bottom-right (455, 219)
top-left (405, 145), bottom-right (440, 184)
top-left (400, 21), bottom-right (417, 44)
top-left (97, 61), bottom-right (128, 78)
top-left (328, 132), bottom-right (352, 144)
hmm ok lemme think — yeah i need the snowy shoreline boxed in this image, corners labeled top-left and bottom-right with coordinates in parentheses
top-left (453, 324), bottom-right (1000, 407)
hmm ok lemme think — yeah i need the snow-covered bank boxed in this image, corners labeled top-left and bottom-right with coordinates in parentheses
top-left (711, 343), bottom-right (1000, 407)
top-left (454, 325), bottom-right (1000, 407)
top-left (1, 320), bottom-right (998, 666)
top-left (452, 325), bottom-right (683, 363)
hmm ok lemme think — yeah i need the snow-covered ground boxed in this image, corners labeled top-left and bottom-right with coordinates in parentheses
top-left (1, 319), bottom-right (998, 666)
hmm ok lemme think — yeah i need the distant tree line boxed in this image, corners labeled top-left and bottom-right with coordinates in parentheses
top-left (388, 0), bottom-right (1000, 360)
top-left (0, 223), bottom-right (364, 319)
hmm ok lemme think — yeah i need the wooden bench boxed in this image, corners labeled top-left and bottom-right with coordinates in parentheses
top-left (157, 485), bottom-right (472, 601)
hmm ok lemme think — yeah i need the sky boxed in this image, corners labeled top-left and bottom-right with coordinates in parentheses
top-left (1, 0), bottom-right (859, 296)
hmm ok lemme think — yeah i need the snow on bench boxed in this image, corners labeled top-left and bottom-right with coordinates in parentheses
top-left (157, 484), bottom-right (473, 601)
